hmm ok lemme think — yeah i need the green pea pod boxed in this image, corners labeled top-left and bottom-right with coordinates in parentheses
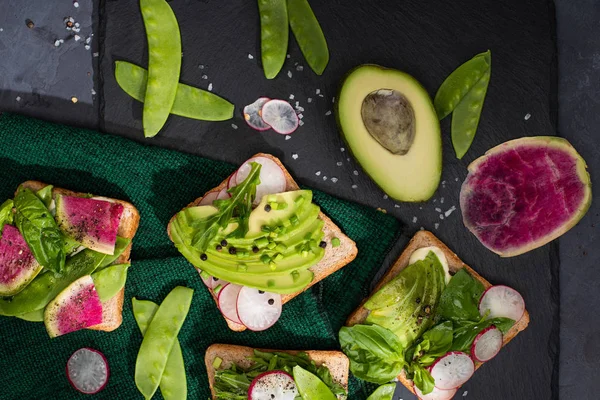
top-left (92, 263), bottom-right (130, 302)
top-left (15, 308), bottom-right (44, 322)
top-left (287, 0), bottom-right (329, 75)
top-left (14, 187), bottom-right (65, 273)
top-left (433, 51), bottom-right (491, 120)
top-left (135, 286), bottom-right (193, 399)
top-left (115, 61), bottom-right (234, 121)
top-left (98, 236), bottom-right (131, 269)
top-left (0, 236), bottom-right (129, 316)
top-left (367, 383), bottom-right (396, 400)
top-left (132, 299), bottom-right (187, 400)
top-left (139, 0), bottom-right (182, 137)
top-left (258, 0), bottom-right (289, 79)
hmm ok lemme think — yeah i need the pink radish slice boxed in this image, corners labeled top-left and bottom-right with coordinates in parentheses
top-left (244, 97), bottom-right (272, 131)
top-left (227, 173), bottom-right (237, 189)
top-left (248, 370), bottom-right (298, 400)
top-left (236, 287), bottom-right (282, 331)
top-left (207, 276), bottom-right (229, 290)
top-left (471, 326), bottom-right (503, 362)
top-left (199, 191), bottom-right (219, 206)
top-left (217, 283), bottom-right (244, 324)
top-left (260, 99), bottom-right (299, 134)
top-left (235, 157), bottom-right (286, 205)
top-left (414, 384), bottom-right (457, 400)
top-left (478, 285), bottom-right (525, 322)
top-left (66, 348), bottom-right (109, 394)
top-left (217, 188), bottom-right (230, 200)
top-left (198, 271), bottom-right (213, 288)
top-left (430, 352), bottom-right (474, 390)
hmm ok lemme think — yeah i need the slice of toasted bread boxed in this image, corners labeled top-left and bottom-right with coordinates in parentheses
top-left (18, 181), bottom-right (140, 332)
top-left (205, 343), bottom-right (349, 399)
top-left (345, 230), bottom-right (530, 395)
top-left (167, 153), bottom-right (358, 331)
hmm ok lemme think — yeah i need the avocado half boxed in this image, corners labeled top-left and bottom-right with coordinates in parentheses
top-left (336, 65), bottom-right (442, 202)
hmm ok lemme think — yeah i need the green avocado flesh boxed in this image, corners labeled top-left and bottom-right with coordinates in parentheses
top-left (365, 252), bottom-right (445, 347)
top-left (336, 65), bottom-right (442, 202)
top-left (170, 190), bottom-right (325, 294)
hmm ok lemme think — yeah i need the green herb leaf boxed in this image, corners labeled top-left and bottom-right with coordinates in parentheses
top-left (438, 268), bottom-right (485, 323)
top-left (407, 321), bottom-right (454, 367)
top-left (339, 324), bottom-right (405, 384)
top-left (35, 185), bottom-right (54, 208)
top-left (367, 383), bottom-right (396, 400)
top-left (451, 317), bottom-right (514, 352)
top-left (13, 187), bottom-right (65, 273)
top-left (411, 363), bottom-right (435, 395)
top-left (0, 199), bottom-right (14, 233)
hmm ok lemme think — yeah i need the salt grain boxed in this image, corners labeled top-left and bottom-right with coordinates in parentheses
top-left (455, 177), bottom-right (459, 181)
top-left (336, 161), bottom-right (343, 166)
top-left (323, 176), bottom-right (327, 181)
top-left (340, 147), bottom-right (345, 152)
top-left (285, 135), bottom-right (291, 141)
top-left (296, 65), bottom-right (304, 71)
top-left (201, 74), bottom-right (208, 79)
top-left (353, 170), bottom-right (358, 175)
top-left (435, 207), bottom-right (442, 213)
top-left (434, 223), bottom-right (440, 229)
top-left (54, 40), bottom-right (61, 47)
top-left (316, 89), bottom-right (321, 95)
top-left (289, 94), bottom-right (295, 100)
top-left (325, 110), bottom-right (332, 116)
top-left (524, 113), bottom-right (531, 120)
top-left (84, 44), bottom-right (90, 50)
top-left (299, 120), bottom-right (305, 126)
top-left (331, 177), bottom-right (338, 183)
top-left (383, 195), bottom-right (388, 200)
top-left (73, 1), bottom-right (79, 8)
top-left (441, 180), bottom-right (446, 185)
top-left (91, 88), bottom-right (96, 95)
top-left (208, 83), bottom-right (213, 91)
top-left (298, 113), bottom-right (303, 119)
top-left (440, 214), bottom-right (444, 220)
top-left (394, 204), bottom-right (400, 208)
top-left (198, 64), bottom-right (205, 69)
top-left (440, 197), bottom-right (445, 204)
top-left (332, 96), bottom-right (335, 103)
top-left (93, 52), bottom-right (99, 57)
top-left (307, 98), bottom-right (312, 103)
top-left (346, 157), bottom-right (350, 162)
top-left (351, 184), bottom-right (358, 189)
top-left (286, 54), bottom-right (290, 58)
top-left (74, 35), bottom-right (81, 41)
top-left (412, 216), bottom-right (417, 223)
top-left (292, 153), bottom-right (299, 160)
top-left (463, 391), bottom-right (468, 397)
top-left (287, 70), bottom-right (292, 78)
top-left (231, 124), bottom-right (238, 129)
top-left (315, 171), bottom-right (321, 176)
top-left (16, 96), bottom-right (21, 102)
top-left (247, 53), bottom-right (254, 59)
top-left (319, 94), bottom-right (324, 97)
top-left (445, 206), bottom-right (457, 217)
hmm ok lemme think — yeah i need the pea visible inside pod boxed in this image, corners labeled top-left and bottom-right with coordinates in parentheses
top-left (361, 89), bottom-right (416, 155)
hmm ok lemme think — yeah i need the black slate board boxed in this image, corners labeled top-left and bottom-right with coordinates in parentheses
top-left (110, 0), bottom-right (556, 398)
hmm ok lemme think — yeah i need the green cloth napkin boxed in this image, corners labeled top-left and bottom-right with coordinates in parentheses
top-left (0, 113), bottom-right (402, 400)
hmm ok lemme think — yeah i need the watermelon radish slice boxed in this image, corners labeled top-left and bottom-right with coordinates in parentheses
top-left (460, 136), bottom-right (592, 257)
top-left (248, 370), bottom-right (298, 400)
top-left (414, 384), bottom-right (457, 400)
top-left (0, 225), bottom-right (43, 296)
top-left (236, 287), bottom-right (282, 331)
top-left (260, 99), bottom-right (299, 134)
top-left (244, 97), bottom-right (272, 131)
top-left (44, 275), bottom-right (103, 338)
top-left (235, 157), bottom-right (286, 205)
top-left (66, 348), bottom-right (109, 394)
top-left (217, 283), bottom-right (244, 324)
top-left (479, 285), bottom-right (525, 322)
top-left (55, 195), bottom-right (124, 255)
top-left (430, 352), bottom-right (474, 390)
top-left (471, 325), bottom-right (503, 362)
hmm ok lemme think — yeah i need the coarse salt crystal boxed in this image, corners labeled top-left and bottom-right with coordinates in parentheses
top-left (433, 198), bottom-right (437, 203)
top-left (524, 113), bottom-right (531, 120)
top-left (247, 53), bottom-right (254, 59)
top-left (441, 180), bottom-right (446, 185)
top-left (298, 113), bottom-right (303, 119)
top-left (434, 223), bottom-right (440, 229)
top-left (296, 65), bottom-right (304, 71)
top-left (201, 74), bottom-right (208, 79)
top-left (325, 110), bottom-right (332, 116)
top-left (394, 204), bottom-right (400, 208)
top-left (440, 214), bottom-right (444, 220)
top-left (351, 184), bottom-right (358, 189)
top-left (463, 391), bottom-right (468, 397)
top-left (412, 216), bottom-right (417, 223)
top-left (198, 64), bottom-right (205, 69)
top-left (84, 44), bottom-right (90, 50)
top-left (292, 153), bottom-right (298, 160)
top-left (445, 206), bottom-right (457, 217)
top-left (73, 1), bottom-right (79, 8)
top-left (289, 94), bottom-right (295, 100)
top-left (74, 35), bottom-right (81, 41)
top-left (93, 52), bottom-right (99, 57)
top-left (318, 94), bottom-right (324, 97)
top-left (346, 157), bottom-right (350, 162)
top-left (286, 54), bottom-right (290, 58)
top-left (383, 195), bottom-right (388, 199)
top-left (315, 171), bottom-right (321, 176)
top-left (340, 147), bottom-right (345, 152)
top-left (440, 197), bottom-right (444, 204)
top-left (307, 98), bottom-right (312, 103)
top-left (331, 177), bottom-right (338, 183)
top-left (54, 40), bottom-right (61, 47)
top-left (299, 120), bottom-right (305, 126)
top-left (296, 106), bottom-right (304, 112)
top-left (315, 89), bottom-right (321, 94)
top-left (323, 176), bottom-right (327, 181)
top-left (435, 207), bottom-right (442, 213)
top-left (336, 161), bottom-right (343, 166)
top-left (353, 170), bottom-right (358, 175)
top-left (231, 124), bottom-right (238, 129)
top-left (285, 135), bottom-right (291, 141)
top-left (332, 96), bottom-right (335, 103)
top-left (16, 96), bottom-right (21, 101)
top-left (287, 70), bottom-right (292, 78)
top-left (208, 83), bottom-right (213, 91)
top-left (91, 88), bottom-right (96, 95)
top-left (455, 177), bottom-right (459, 181)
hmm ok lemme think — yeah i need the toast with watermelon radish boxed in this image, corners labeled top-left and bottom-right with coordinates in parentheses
top-left (167, 153), bottom-right (358, 332)
top-left (205, 344), bottom-right (349, 399)
top-left (11, 181), bottom-right (140, 332)
top-left (343, 230), bottom-right (530, 397)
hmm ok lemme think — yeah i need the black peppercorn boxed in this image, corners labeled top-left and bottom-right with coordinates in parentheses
top-left (258, 290), bottom-right (265, 294)
top-left (264, 204), bottom-right (272, 212)
top-left (216, 244), bottom-right (222, 251)
top-left (252, 246), bottom-right (259, 253)
top-left (319, 241), bottom-right (327, 248)
top-left (200, 253), bottom-right (208, 261)
top-left (221, 239), bottom-right (228, 247)
top-left (268, 299), bottom-right (275, 305)
top-left (229, 246), bottom-right (237, 255)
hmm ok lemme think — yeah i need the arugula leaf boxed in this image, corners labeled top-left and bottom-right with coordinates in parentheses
top-left (451, 317), bottom-right (514, 352)
top-left (35, 185), bottom-right (54, 208)
top-left (0, 199), bottom-right (14, 233)
top-left (339, 324), bottom-right (405, 384)
top-left (367, 383), bottom-right (396, 400)
top-left (438, 268), bottom-right (485, 323)
top-left (13, 187), bottom-right (65, 273)
top-left (411, 363), bottom-right (435, 395)
top-left (406, 321), bottom-right (453, 367)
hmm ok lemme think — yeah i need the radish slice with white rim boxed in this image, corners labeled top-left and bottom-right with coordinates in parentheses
top-left (261, 99), bottom-right (299, 134)
top-left (244, 97), bottom-right (272, 131)
top-left (227, 173), bottom-right (237, 189)
top-left (479, 285), bottom-right (525, 322)
top-left (217, 283), bottom-right (244, 324)
top-left (236, 287), bottom-right (282, 331)
top-left (66, 348), bottom-right (109, 394)
top-left (207, 276), bottom-right (228, 290)
top-left (471, 325), bottom-right (503, 362)
top-left (248, 370), bottom-right (298, 400)
top-left (430, 351), bottom-right (474, 390)
top-left (199, 190), bottom-right (219, 206)
top-left (217, 188), bottom-right (230, 200)
top-left (235, 157), bottom-right (286, 204)
top-left (414, 384), bottom-right (457, 400)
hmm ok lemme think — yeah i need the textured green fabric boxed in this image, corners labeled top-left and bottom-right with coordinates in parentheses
top-left (0, 113), bottom-right (401, 400)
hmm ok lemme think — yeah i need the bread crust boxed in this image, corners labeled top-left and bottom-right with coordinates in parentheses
top-left (205, 343), bottom-right (349, 399)
top-left (167, 153), bottom-right (358, 331)
top-left (17, 181), bottom-right (140, 332)
top-left (345, 230), bottom-right (530, 394)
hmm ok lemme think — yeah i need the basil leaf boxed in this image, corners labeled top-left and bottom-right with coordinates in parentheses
top-left (451, 317), bottom-right (514, 352)
top-left (0, 199), bottom-right (14, 233)
top-left (407, 321), bottom-right (454, 367)
top-left (412, 363), bottom-right (435, 395)
top-left (35, 185), bottom-right (54, 208)
top-left (339, 324), bottom-right (405, 384)
top-left (367, 383), bottom-right (396, 400)
top-left (13, 187), bottom-right (65, 273)
top-left (438, 268), bottom-right (485, 323)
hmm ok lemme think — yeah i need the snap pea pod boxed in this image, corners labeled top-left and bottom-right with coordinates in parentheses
top-left (15, 308), bottom-right (44, 322)
top-left (287, 0), bottom-right (329, 75)
top-left (135, 286), bottom-right (193, 400)
top-left (139, 0), bottom-right (182, 137)
top-left (132, 299), bottom-right (187, 400)
top-left (115, 61), bottom-right (234, 121)
top-left (0, 236), bottom-right (129, 316)
top-left (366, 383), bottom-right (396, 400)
top-left (92, 263), bottom-right (130, 302)
top-left (258, 0), bottom-right (289, 79)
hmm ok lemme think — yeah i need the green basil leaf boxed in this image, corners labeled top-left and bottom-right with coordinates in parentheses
top-left (339, 324), bottom-right (405, 384)
top-left (35, 185), bottom-right (54, 208)
top-left (408, 321), bottom-right (454, 366)
top-left (367, 383), bottom-right (396, 400)
top-left (412, 363), bottom-right (435, 395)
top-left (438, 268), bottom-right (485, 323)
top-left (451, 317), bottom-right (514, 352)
top-left (0, 199), bottom-right (14, 233)
top-left (13, 187), bottom-right (65, 273)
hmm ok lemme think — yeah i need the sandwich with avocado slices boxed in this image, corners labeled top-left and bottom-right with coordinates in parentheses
top-left (340, 231), bottom-right (529, 399)
top-left (168, 153), bottom-right (358, 332)
top-left (0, 181), bottom-right (139, 337)
top-left (205, 343), bottom-right (349, 399)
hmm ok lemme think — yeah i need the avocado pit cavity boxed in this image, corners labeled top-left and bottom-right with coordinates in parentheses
top-left (361, 89), bottom-right (416, 155)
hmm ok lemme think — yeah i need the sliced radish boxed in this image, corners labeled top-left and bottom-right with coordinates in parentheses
top-left (235, 156), bottom-right (286, 204)
top-left (217, 188), bottom-right (230, 200)
top-left (248, 370), bottom-right (298, 400)
top-left (471, 326), bottom-right (503, 362)
top-left (236, 287), bottom-right (282, 331)
top-left (244, 97), bottom-right (272, 131)
top-left (198, 270), bottom-right (213, 287)
top-left (414, 384), bottom-right (457, 400)
top-left (430, 352), bottom-right (474, 390)
top-left (260, 99), bottom-right (299, 134)
top-left (479, 285), bottom-right (525, 322)
top-left (227, 173), bottom-right (237, 189)
top-left (199, 190), bottom-right (219, 206)
top-left (207, 276), bottom-right (229, 290)
top-left (66, 348), bottom-right (109, 394)
top-left (218, 283), bottom-right (244, 324)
